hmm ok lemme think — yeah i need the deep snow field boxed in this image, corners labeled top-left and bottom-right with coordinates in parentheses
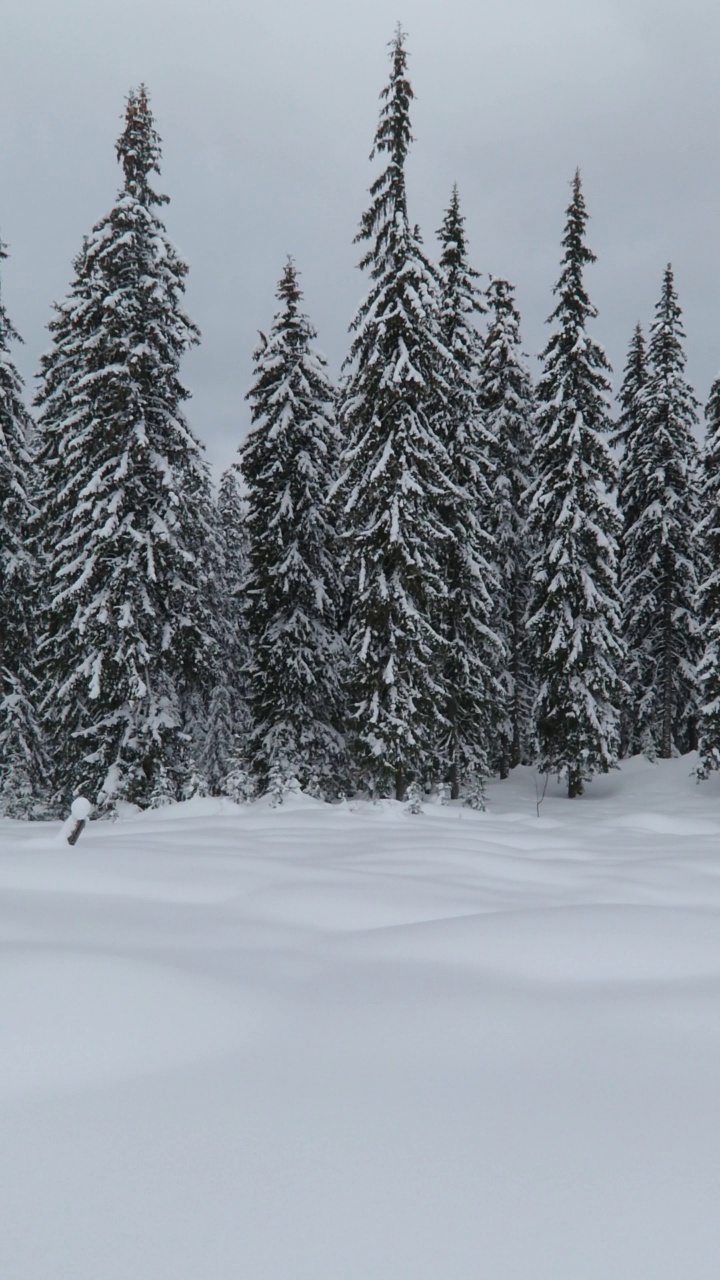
top-left (3, 758), bottom-right (720, 1279)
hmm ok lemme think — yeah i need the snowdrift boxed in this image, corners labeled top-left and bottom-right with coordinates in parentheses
top-left (2, 756), bottom-right (720, 1279)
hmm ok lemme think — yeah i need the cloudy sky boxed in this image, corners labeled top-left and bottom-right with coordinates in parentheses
top-left (3, 0), bottom-right (720, 474)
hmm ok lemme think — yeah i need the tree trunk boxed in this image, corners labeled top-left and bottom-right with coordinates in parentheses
top-left (568, 768), bottom-right (584, 798)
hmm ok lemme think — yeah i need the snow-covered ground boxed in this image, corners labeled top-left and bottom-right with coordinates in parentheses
top-left (3, 757), bottom-right (720, 1279)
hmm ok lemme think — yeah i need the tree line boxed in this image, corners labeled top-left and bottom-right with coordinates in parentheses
top-left (1, 29), bottom-right (718, 817)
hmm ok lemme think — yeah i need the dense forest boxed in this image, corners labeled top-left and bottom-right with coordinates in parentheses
top-left (1, 28), bottom-right (718, 817)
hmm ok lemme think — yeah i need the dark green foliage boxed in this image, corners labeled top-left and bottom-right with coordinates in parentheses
top-left (527, 172), bottom-right (623, 797)
top-left (241, 258), bottom-right (346, 798)
top-left (435, 187), bottom-right (504, 800)
top-left (338, 28), bottom-right (457, 799)
top-left (621, 266), bottom-right (702, 759)
top-left (481, 276), bottom-right (537, 774)
top-left (0, 234), bottom-right (49, 816)
top-left (697, 374), bottom-right (720, 778)
top-left (615, 323), bottom-right (648, 756)
top-left (34, 87), bottom-right (215, 809)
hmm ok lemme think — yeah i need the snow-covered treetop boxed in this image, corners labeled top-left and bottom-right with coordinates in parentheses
top-left (356, 26), bottom-right (413, 277)
top-left (483, 277), bottom-right (528, 388)
top-left (116, 85), bottom-right (168, 208)
top-left (0, 235), bottom-right (22, 352)
top-left (549, 169), bottom-right (598, 329)
top-left (436, 185), bottom-right (485, 372)
top-left (247, 256), bottom-right (333, 426)
top-left (645, 265), bottom-right (696, 405)
top-left (615, 323), bottom-right (646, 443)
top-left (538, 170), bottom-right (613, 430)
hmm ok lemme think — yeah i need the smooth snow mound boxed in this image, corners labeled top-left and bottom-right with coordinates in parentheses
top-left (0, 953), bottom-right (267, 1098)
top-left (345, 904), bottom-right (720, 983)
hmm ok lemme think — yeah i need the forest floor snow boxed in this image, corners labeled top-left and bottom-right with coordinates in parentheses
top-left (2, 756), bottom-right (720, 1278)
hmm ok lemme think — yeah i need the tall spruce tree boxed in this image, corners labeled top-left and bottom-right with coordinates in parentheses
top-left (338, 27), bottom-right (457, 799)
top-left (621, 265), bottom-right (702, 758)
top-left (480, 276), bottom-right (537, 774)
top-left (34, 87), bottom-right (215, 808)
top-left (240, 258), bottom-right (346, 797)
top-left (435, 186), bottom-right (504, 799)
top-left (697, 375), bottom-right (720, 778)
top-left (614, 323), bottom-right (648, 756)
top-left (193, 465), bottom-right (252, 797)
top-left (0, 234), bottom-right (49, 816)
top-left (527, 171), bottom-right (623, 798)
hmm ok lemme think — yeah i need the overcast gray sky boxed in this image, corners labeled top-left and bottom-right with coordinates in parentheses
top-left (3, 0), bottom-right (720, 475)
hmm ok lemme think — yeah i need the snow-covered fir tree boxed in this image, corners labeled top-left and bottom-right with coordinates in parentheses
top-left (0, 676), bottom-right (52, 819)
top-left (621, 265), bottom-right (702, 759)
top-left (34, 87), bottom-right (216, 809)
top-left (201, 465), bottom-right (252, 795)
top-left (0, 234), bottom-right (50, 816)
top-left (615, 323), bottom-right (648, 573)
top-left (697, 374), bottom-right (720, 778)
top-left (614, 323), bottom-right (648, 755)
top-left (480, 275), bottom-right (537, 775)
top-left (435, 186), bottom-right (504, 799)
top-left (240, 257), bottom-right (346, 798)
top-left (527, 171), bottom-right (623, 798)
top-left (217, 465), bottom-right (249, 670)
top-left (338, 27), bottom-right (458, 800)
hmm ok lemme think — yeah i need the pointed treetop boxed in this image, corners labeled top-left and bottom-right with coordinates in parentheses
top-left (116, 84), bottom-right (167, 206)
top-left (560, 168), bottom-right (593, 265)
top-left (372, 25), bottom-right (413, 169)
top-left (373, 24), bottom-right (412, 151)
top-left (647, 264), bottom-right (693, 381)
top-left (436, 185), bottom-right (485, 366)
top-left (655, 263), bottom-right (683, 330)
top-left (547, 168), bottom-right (598, 329)
top-left (355, 26), bottom-right (414, 271)
top-left (0, 232), bottom-right (22, 349)
top-left (486, 274), bottom-right (514, 309)
top-left (619, 324), bottom-right (646, 398)
top-left (483, 277), bottom-right (526, 363)
top-left (437, 184), bottom-right (477, 278)
top-left (276, 255), bottom-right (302, 314)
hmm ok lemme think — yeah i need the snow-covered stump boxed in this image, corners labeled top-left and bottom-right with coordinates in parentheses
top-left (59, 796), bottom-right (93, 846)
top-left (404, 781), bottom-right (424, 815)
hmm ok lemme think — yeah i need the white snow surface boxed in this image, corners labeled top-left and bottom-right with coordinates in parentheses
top-left (2, 756), bottom-right (720, 1278)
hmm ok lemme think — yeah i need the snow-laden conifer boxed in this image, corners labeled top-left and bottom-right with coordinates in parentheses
top-left (216, 467), bottom-right (250, 716)
top-left (200, 682), bottom-right (238, 795)
top-left (614, 323), bottom-right (648, 755)
top-left (621, 266), bottom-right (702, 759)
top-left (0, 234), bottom-right (49, 816)
top-left (435, 186), bottom-right (504, 798)
top-left (697, 375), bottom-right (720, 778)
top-left (0, 675), bottom-right (52, 818)
top-left (480, 276), bottom-right (537, 774)
top-left (34, 87), bottom-right (215, 808)
top-left (338, 28), bottom-right (457, 799)
top-left (527, 171), bottom-right (623, 798)
top-left (178, 470), bottom-right (248, 797)
top-left (240, 258), bottom-right (346, 797)
top-left (615, 323), bottom-right (648, 585)
top-left (196, 465), bottom-right (252, 794)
